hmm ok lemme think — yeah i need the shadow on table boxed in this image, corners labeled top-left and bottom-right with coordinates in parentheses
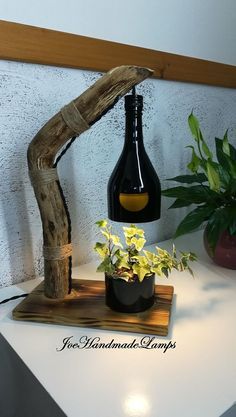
top-left (173, 296), bottom-right (221, 323)
top-left (172, 275), bottom-right (235, 325)
top-left (202, 280), bottom-right (235, 291)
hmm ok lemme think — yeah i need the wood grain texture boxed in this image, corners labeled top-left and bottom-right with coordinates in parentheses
top-left (12, 279), bottom-right (174, 336)
top-left (0, 20), bottom-right (236, 88)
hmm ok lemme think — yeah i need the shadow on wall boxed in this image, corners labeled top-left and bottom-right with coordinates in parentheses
top-left (56, 136), bottom-right (89, 267)
top-left (0, 156), bottom-right (36, 286)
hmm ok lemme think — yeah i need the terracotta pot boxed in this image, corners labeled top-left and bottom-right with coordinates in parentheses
top-left (204, 225), bottom-right (236, 269)
top-left (105, 273), bottom-right (155, 313)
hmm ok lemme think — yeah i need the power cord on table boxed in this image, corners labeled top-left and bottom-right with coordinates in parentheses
top-left (0, 294), bottom-right (28, 305)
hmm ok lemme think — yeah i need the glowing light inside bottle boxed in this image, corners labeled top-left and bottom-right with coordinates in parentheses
top-left (119, 193), bottom-right (149, 212)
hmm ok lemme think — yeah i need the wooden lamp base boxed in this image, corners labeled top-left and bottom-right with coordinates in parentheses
top-left (12, 279), bottom-right (174, 336)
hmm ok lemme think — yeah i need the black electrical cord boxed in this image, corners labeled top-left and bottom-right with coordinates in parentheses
top-left (0, 294), bottom-right (28, 305)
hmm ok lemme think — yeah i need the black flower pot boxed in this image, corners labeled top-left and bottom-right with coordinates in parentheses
top-left (105, 273), bottom-right (155, 313)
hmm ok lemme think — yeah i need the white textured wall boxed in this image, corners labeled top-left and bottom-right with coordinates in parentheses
top-left (0, 59), bottom-right (236, 287)
top-left (1, 0), bottom-right (236, 64)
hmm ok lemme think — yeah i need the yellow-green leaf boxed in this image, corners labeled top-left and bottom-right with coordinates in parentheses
top-left (202, 140), bottom-right (213, 159)
top-left (131, 237), bottom-right (146, 251)
top-left (96, 256), bottom-right (114, 273)
top-left (94, 242), bottom-right (108, 259)
top-left (151, 263), bottom-right (165, 276)
top-left (125, 236), bottom-right (132, 246)
top-left (95, 220), bottom-right (107, 228)
top-left (117, 254), bottom-right (129, 269)
top-left (187, 146), bottom-right (201, 173)
top-left (188, 112), bottom-right (200, 141)
top-left (143, 250), bottom-right (155, 263)
top-left (222, 130), bottom-right (230, 156)
top-left (155, 247), bottom-right (169, 257)
top-left (101, 230), bottom-right (110, 240)
top-left (110, 234), bottom-right (123, 248)
top-left (133, 265), bottom-right (150, 282)
top-left (131, 255), bottom-right (148, 267)
top-left (123, 225), bottom-right (144, 238)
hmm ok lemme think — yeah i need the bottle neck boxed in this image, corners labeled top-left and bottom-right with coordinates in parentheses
top-left (124, 109), bottom-right (144, 148)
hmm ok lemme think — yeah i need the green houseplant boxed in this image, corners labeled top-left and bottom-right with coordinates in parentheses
top-left (162, 112), bottom-right (236, 269)
top-left (94, 220), bottom-right (196, 313)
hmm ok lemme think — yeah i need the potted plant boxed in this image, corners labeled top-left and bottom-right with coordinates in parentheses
top-left (94, 220), bottom-right (196, 313)
top-left (162, 112), bottom-right (236, 269)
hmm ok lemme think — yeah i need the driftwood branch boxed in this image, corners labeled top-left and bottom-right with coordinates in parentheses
top-left (27, 65), bottom-right (153, 299)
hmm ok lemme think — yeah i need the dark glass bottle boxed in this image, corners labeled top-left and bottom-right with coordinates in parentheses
top-left (108, 89), bottom-right (161, 223)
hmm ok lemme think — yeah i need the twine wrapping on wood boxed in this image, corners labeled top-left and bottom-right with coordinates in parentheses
top-left (43, 243), bottom-right (72, 260)
top-left (61, 101), bottom-right (89, 135)
top-left (29, 168), bottom-right (59, 186)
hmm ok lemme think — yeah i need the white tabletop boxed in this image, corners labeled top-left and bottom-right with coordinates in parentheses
top-left (0, 230), bottom-right (235, 417)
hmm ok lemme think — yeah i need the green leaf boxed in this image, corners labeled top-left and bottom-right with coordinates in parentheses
top-left (116, 253), bottom-right (130, 269)
top-left (151, 263), bottom-right (166, 277)
top-left (186, 146), bottom-right (201, 172)
top-left (174, 205), bottom-right (215, 238)
top-left (197, 129), bottom-right (212, 159)
top-left (166, 173), bottom-right (208, 184)
top-left (130, 237), bottom-right (146, 251)
top-left (123, 225), bottom-right (144, 238)
top-left (96, 256), bottom-right (115, 274)
top-left (228, 141), bottom-right (236, 161)
top-left (215, 138), bottom-right (236, 179)
top-left (202, 141), bottom-right (213, 159)
top-left (206, 207), bottom-right (236, 249)
top-left (222, 130), bottom-right (230, 156)
top-left (217, 165), bottom-right (231, 189)
top-left (168, 199), bottom-right (193, 209)
top-left (188, 113), bottom-right (200, 140)
top-left (228, 179), bottom-right (236, 196)
top-left (131, 255), bottom-right (149, 267)
top-left (94, 242), bottom-right (108, 259)
top-left (143, 250), bottom-right (156, 263)
top-left (162, 185), bottom-right (216, 205)
top-left (114, 249), bottom-right (127, 259)
top-left (206, 161), bottom-right (221, 192)
top-left (215, 137), bottom-right (227, 165)
top-left (110, 234), bottom-right (123, 248)
top-left (155, 247), bottom-right (168, 257)
top-left (101, 230), bottom-right (110, 240)
top-left (95, 220), bottom-right (107, 228)
top-left (132, 264), bottom-right (150, 282)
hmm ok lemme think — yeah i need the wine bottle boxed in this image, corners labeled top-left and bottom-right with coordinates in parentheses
top-left (107, 88), bottom-right (161, 223)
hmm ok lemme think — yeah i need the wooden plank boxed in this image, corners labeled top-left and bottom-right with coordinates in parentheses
top-left (0, 20), bottom-right (236, 88)
top-left (12, 279), bottom-right (174, 336)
